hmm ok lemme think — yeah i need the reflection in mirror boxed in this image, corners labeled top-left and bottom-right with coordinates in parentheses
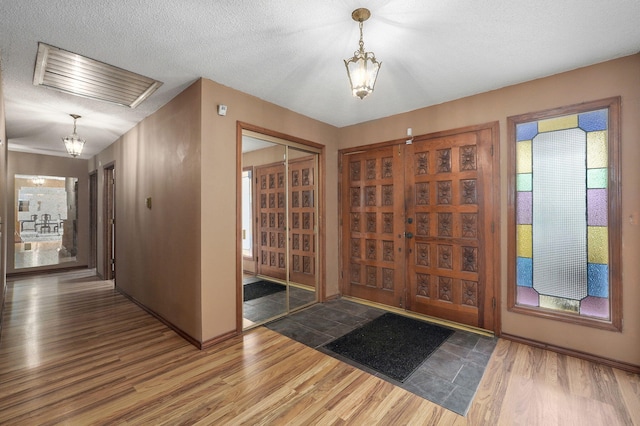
top-left (242, 140), bottom-right (288, 329)
top-left (287, 146), bottom-right (318, 312)
top-left (241, 135), bottom-right (321, 330)
top-left (14, 174), bottom-right (78, 269)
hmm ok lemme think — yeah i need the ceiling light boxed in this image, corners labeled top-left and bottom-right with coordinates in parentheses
top-left (33, 42), bottom-right (163, 108)
top-left (32, 176), bottom-right (45, 186)
top-left (62, 114), bottom-right (85, 158)
top-left (344, 8), bottom-right (381, 100)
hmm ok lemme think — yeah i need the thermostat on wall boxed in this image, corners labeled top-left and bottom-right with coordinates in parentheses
top-left (217, 104), bottom-right (227, 116)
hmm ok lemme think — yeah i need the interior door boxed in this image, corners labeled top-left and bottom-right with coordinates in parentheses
top-left (104, 166), bottom-right (116, 280)
top-left (405, 129), bottom-right (494, 328)
top-left (341, 145), bottom-right (406, 307)
top-left (341, 126), bottom-right (496, 330)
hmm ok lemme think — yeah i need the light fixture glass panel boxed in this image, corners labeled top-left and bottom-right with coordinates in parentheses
top-left (346, 54), bottom-right (380, 99)
top-left (63, 136), bottom-right (85, 157)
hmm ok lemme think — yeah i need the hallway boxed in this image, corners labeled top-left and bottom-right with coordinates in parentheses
top-left (0, 271), bottom-right (638, 424)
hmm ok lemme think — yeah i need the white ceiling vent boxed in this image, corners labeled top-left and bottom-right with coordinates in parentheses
top-left (33, 42), bottom-right (163, 108)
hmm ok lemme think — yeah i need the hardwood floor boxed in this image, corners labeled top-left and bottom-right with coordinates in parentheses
top-left (0, 271), bottom-right (638, 425)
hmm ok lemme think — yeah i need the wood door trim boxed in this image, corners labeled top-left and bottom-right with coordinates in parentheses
top-left (89, 171), bottom-right (98, 270)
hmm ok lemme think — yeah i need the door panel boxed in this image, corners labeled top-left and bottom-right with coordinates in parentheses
top-left (288, 155), bottom-right (316, 287)
top-left (342, 146), bottom-right (405, 307)
top-left (255, 162), bottom-right (287, 281)
top-left (340, 127), bottom-right (496, 330)
top-left (405, 130), bottom-right (492, 328)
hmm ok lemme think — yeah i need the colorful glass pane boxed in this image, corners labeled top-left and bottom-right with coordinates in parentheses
top-left (517, 257), bottom-right (533, 287)
top-left (587, 131), bottom-right (608, 168)
top-left (516, 140), bottom-right (532, 173)
top-left (516, 225), bottom-right (532, 258)
top-left (587, 168), bottom-right (608, 188)
top-left (516, 122), bottom-right (538, 141)
top-left (587, 263), bottom-right (609, 297)
top-left (516, 173), bottom-right (532, 191)
top-left (579, 109), bottom-right (608, 131)
top-left (587, 226), bottom-right (608, 264)
top-left (580, 296), bottom-right (609, 319)
top-left (516, 191), bottom-right (532, 224)
top-left (587, 189), bottom-right (607, 226)
top-left (538, 114), bottom-right (577, 132)
top-left (517, 286), bottom-right (539, 307)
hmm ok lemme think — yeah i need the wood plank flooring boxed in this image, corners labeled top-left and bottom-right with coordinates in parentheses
top-left (1, 271), bottom-right (638, 425)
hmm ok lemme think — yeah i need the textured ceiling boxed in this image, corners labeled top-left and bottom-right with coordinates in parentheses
top-left (1, 1), bottom-right (639, 158)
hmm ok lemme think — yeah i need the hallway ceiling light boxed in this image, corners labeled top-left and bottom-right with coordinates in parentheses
top-left (62, 114), bottom-right (86, 158)
top-left (344, 8), bottom-right (381, 100)
top-left (33, 42), bottom-right (163, 108)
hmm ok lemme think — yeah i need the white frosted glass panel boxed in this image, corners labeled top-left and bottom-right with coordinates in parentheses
top-left (532, 128), bottom-right (587, 299)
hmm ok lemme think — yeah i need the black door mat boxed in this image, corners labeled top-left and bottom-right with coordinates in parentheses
top-left (323, 312), bottom-right (454, 382)
top-left (243, 280), bottom-right (285, 302)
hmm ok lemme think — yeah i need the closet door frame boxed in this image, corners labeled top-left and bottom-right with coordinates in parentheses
top-left (236, 122), bottom-right (326, 332)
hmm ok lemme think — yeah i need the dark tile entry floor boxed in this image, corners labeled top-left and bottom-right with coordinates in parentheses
top-left (265, 298), bottom-right (497, 416)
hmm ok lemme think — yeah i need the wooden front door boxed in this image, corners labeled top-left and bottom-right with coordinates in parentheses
top-left (405, 128), bottom-right (495, 328)
top-left (341, 125), bottom-right (497, 330)
top-left (341, 145), bottom-right (406, 308)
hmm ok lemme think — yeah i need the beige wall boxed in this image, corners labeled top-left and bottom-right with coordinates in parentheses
top-left (199, 79), bottom-right (339, 342)
top-left (6, 152), bottom-right (89, 275)
top-left (337, 54), bottom-right (640, 366)
top-left (91, 80), bottom-right (204, 339)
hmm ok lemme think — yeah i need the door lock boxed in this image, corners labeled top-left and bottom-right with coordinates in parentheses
top-left (405, 232), bottom-right (414, 239)
top-left (407, 217), bottom-right (413, 224)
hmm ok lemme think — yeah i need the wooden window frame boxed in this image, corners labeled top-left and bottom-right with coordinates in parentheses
top-left (506, 97), bottom-right (622, 331)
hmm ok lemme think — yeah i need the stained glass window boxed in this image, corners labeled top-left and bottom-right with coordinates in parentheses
top-left (508, 98), bottom-right (621, 330)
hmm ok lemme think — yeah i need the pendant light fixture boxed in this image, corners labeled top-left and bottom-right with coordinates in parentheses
top-left (62, 114), bottom-right (85, 157)
top-left (344, 8), bottom-right (381, 100)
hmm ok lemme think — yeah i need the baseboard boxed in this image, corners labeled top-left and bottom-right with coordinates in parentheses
top-left (501, 332), bottom-right (640, 374)
top-left (115, 286), bottom-right (204, 350)
top-left (201, 330), bottom-right (239, 350)
top-left (7, 264), bottom-right (90, 279)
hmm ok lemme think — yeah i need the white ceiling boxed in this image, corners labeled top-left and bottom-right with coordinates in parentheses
top-left (1, 1), bottom-right (639, 159)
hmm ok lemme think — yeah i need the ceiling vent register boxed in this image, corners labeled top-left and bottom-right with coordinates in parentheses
top-left (33, 42), bottom-right (163, 108)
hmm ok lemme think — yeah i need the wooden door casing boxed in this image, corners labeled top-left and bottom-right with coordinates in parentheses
top-left (341, 146), bottom-right (405, 307)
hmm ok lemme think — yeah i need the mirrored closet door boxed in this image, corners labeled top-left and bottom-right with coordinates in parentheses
top-left (241, 131), bottom-right (319, 329)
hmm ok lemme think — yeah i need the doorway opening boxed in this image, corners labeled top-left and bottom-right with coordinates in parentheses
top-left (237, 123), bottom-right (324, 330)
top-left (13, 174), bottom-right (78, 270)
top-left (103, 165), bottom-right (115, 280)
